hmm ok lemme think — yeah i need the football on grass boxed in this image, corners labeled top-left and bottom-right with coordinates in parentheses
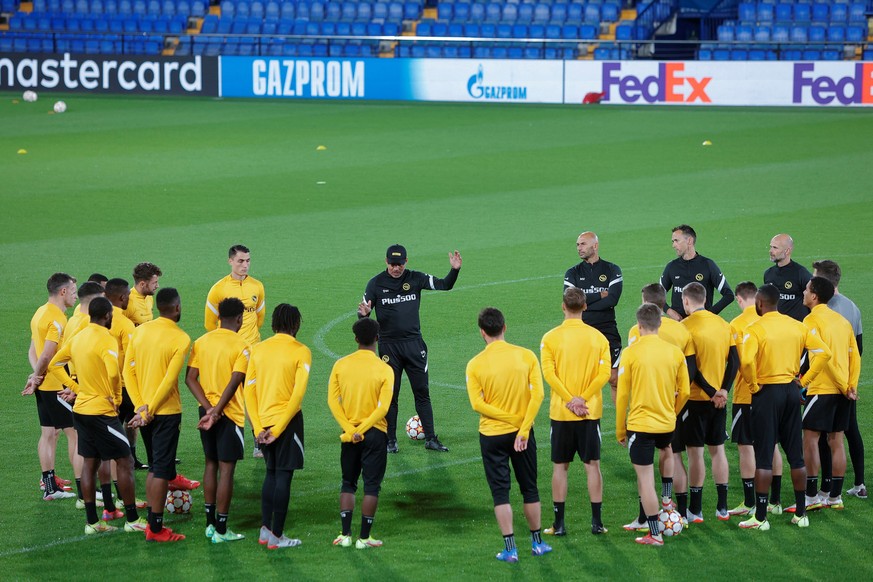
top-left (23, 90), bottom-right (37, 102)
top-left (53, 101), bottom-right (67, 113)
top-left (406, 415), bottom-right (425, 440)
top-left (166, 490), bottom-right (192, 514)
top-left (658, 509), bottom-right (683, 536)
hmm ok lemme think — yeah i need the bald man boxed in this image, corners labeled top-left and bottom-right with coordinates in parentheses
top-left (564, 232), bottom-right (623, 396)
top-left (764, 234), bottom-right (812, 322)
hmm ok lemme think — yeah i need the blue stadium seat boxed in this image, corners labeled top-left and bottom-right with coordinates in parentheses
top-left (264, 1), bottom-right (279, 19)
top-left (545, 23), bottom-right (560, 39)
top-left (480, 22), bottom-right (495, 37)
top-left (512, 23), bottom-right (528, 38)
top-left (567, 2), bottom-right (583, 24)
top-left (775, 2), bottom-right (792, 22)
top-left (395, 44), bottom-right (410, 57)
top-left (351, 21), bottom-right (366, 35)
top-left (322, 21), bottom-right (337, 35)
top-left (387, 2), bottom-right (402, 22)
top-left (503, 3), bottom-right (518, 22)
top-left (372, 2), bottom-right (387, 20)
top-left (698, 48), bottom-right (712, 60)
top-left (794, 3), bottom-right (811, 23)
top-left (846, 24), bottom-right (866, 42)
top-left (579, 23), bottom-right (596, 39)
top-left (827, 24), bottom-right (845, 42)
top-left (529, 24), bottom-right (545, 38)
top-left (757, 3), bottom-right (774, 23)
top-left (515, 3), bottom-right (531, 23)
top-left (717, 24), bottom-right (734, 42)
top-left (358, 2), bottom-right (371, 20)
top-left (849, 2), bottom-right (866, 22)
top-left (738, 2), bottom-right (755, 22)
top-left (601, 2), bottom-right (618, 23)
top-left (730, 48), bottom-right (748, 60)
top-left (491, 46), bottom-right (507, 58)
top-left (524, 46), bottom-right (541, 59)
top-left (593, 46), bottom-right (610, 60)
top-left (533, 3), bottom-right (550, 24)
top-left (811, 2), bottom-right (828, 23)
top-left (790, 24), bottom-right (807, 43)
top-left (616, 21), bottom-right (633, 41)
top-left (754, 25), bottom-right (770, 42)
top-left (561, 24), bottom-right (578, 39)
top-left (432, 21), bottom-right (448, 36)
top-left (325, 2), bottom-right (341, 21)
top-left (822, 49), bottom-right (840, 60)
top-left (748, 48), bottom-right (766, 60)
top-left (437, 2), bottom-right (452, 21)
top-left (551, 3), bottom-right (567, 23)
top-left (280, 2), bottom-right (294, 19)
top-left (772, 24), bottom-right (789, 42)
top-left (403, 1), bottom-right (420, 20)
top-left (410, 43), bottom-right (425, 57)
top-left (507, 46), bottom-right (522, 59)
top-left (713, 48), bottom-right (730, 60)
top-left (485, 2), bottom-right (501, 23)
top-left (473, 45), bottom-right (490, 58)
top-left (831, 3), bottom-right (848, 22)
top-left (251, 1), bottom-right (265, 19)
top-left (497, 23), bottom-right (512, 38)
top-left (341, 2), bottom-right (356, 21)
top-left (442, 44), bottom-right (458, 58)
top-left (415, 20), bottom-right (431, 36)
top-left (454, 2), bottom-right (470, 21)
top-left (736, 24), bottom-right (752, 42)
top-left (383, 22), bottom-right (400, 35)
top-left (583, 4), bottom-right (598, 24)
top-left (809, 24), bottom-right (825, 42)
top-left (802, 48), bottom-right (821, 60)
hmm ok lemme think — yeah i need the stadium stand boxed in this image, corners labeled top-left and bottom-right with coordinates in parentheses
top-left (699, 0), bottom-right (871, 61)
top-left (0, 0), bottom-right (870, 60)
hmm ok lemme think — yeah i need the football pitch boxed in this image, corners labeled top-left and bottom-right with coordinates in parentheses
top-left (3, 94), bottom-right (873, 580)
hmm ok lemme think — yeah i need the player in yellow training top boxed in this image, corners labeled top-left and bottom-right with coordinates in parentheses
top-left (48, 297), bottom-right (148, 535)
top-left (124, 262), bottom-right (162, 326)
top-left (540, 287), bottom-right (611, 537)
top-left (328, 318), bottom-right (394, 550)
top-left (245, 304), bottom-right (311, 550)
top-left (738, 284), bottom-right (831, 531)
top-left (124, 288), bottom-right (194, 542)
top-left (466, 307), bottom-right (550, 563)
top-left (625, 283), bottom-right (695, 524)
top-left (616, 303), bottom-right (690, 546)
top-left (24, 273), bottom-right (80, 501)
top-left (205, 244), bottom-right (265, 346)
top-left (680, 282), bottom-right (737, 524)
top-left (186, 298), bottom-right (250, 544)
top-left (801, 277), bottom-right (861, 510)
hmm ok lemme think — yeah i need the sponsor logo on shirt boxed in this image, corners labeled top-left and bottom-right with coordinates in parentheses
top-left (695, 273), bottom-right (704, 281)
top-left (382, 355), bottom-right (390, 363)
top-left (381, 294), bottom-right (417, 305)
top-left (780, 293), bottom-right (797, 301)
top-left (599, 274), bottom-right (607, 282)
top-left (402, 283), bottom-right (411, 291)
top-left (784, 281), bottom-right (793, 289)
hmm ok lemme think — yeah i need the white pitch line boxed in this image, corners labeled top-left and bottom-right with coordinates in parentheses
top-left (0, 534), bottom-right (95, 558)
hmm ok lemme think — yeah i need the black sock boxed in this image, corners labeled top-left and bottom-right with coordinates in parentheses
top-left (743, 478), bottom-right (755, 507)
top-left (113, 480), bottom-right (122, 501)
top-left (361, 515), bottom-right (374, 539)
top-left (503, 533), bottom-right (516, 552)
top-left (716, 483), bottom-right (728, 512)
top-left (794, 489), bottom-right (807, 517)
top-left (806, 477), bottom-right (818, 497)
top-left (591, 502), bottom-right (602, 526)
top-left (771, 476), bottom-right (782, 504)
top-left (85, 502), bottom-right (98, 524)
top-left (531, 529), bottom-right (542, 544)
top-left (553, 501), bottom-right (565, 528)
top-left (205, 503), bottom-right (216, 527)
top-left (755, 493), bottom-right (769, 522)
top-left (637, 499), bottom-right (646, 523)
top-left (661, 477), bottom-right (673, 500)
top-left (821, 476), bottom-right (832, 495)
top-left (131, 445), bottom-right (137, 461)
top-left (340, 510), bottom-right (352, 536)
top-left (831, 476), bottom-right (844, 498)
top-left (102, 483), bottom-right (116, 512)
top-left (646, 514), bottom-right (660, 537)
top-left (689, 487), bottom-right (703, 515)
top-left (125, 504), bottom-right (139, 522)
top-left (676, 492), bottom-right (688, 517)
top-left (148, 511), bottom-right (163, 533)
top-left (217, 513), bottom-right (228, 535)
top-left (75, 478), bottom-right (83, 500)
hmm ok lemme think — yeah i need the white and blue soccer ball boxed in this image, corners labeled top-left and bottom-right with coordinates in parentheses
top-left (53, 100), bottom-right (67, 113)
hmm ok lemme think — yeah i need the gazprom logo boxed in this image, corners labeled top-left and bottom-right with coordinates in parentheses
top-left (466, 64), bottom-right (528, 100)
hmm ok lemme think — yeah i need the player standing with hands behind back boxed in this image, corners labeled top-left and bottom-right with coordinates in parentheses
top-left (358, 244), bottom-right (461, 454)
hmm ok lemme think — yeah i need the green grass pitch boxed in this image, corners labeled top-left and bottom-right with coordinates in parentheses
top-left (2, 93), bottom-right (873, 580)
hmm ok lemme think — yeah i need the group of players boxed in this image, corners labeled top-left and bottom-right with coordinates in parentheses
top-left (469, 225), bottom-right (863, 560)
top-left (22, 226), bottom-right (864, 559)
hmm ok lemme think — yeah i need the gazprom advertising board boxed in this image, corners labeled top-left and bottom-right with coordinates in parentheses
top-left (219, 56), bottom-right (564, 103)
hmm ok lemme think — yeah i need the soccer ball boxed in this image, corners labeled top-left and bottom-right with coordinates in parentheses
top-left (22, 90), bottom-right (37, 102)
top-left (405, 415), bottom-right (425, 440)
top-left (166, 490), bottom-right (192, 514)
top-left (53, 101), bottom-right (67, 113)
top-left (658, 509), bottom-right (683, 537)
